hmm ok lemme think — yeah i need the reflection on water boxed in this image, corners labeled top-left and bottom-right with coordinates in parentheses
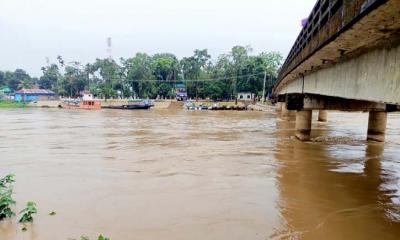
top-left (273, 112), bottom-right (400, 239)
top-left (0, 109), bottom-right (399, 239)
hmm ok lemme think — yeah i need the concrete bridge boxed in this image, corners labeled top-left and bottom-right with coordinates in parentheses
top-left (273, 0), bottom-right (400, 141)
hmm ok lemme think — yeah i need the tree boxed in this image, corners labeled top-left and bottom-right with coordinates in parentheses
top-left (152, 53), bottom-right (180, 98)
top-left (92, 59), bottom-right (122, 99)
top-left (121, 53), bottom-right (156, 98)
top-left (181, 49), bottom-right (211, 99)
top-left (0, 71), bottom-right (5, 87)
top-left (57, 62), bottom-right (87, 97)
top-left (8, 69), bottom-right (32, 91)
top-left (0, 45), bottom-right (283, 100)
top-left (39, 64), bottom-right (60, 90)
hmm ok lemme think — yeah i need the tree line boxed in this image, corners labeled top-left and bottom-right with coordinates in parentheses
top-left (0, 45), bottom-right (282, 100)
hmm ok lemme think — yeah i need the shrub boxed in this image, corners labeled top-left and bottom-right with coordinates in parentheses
top-left (19, 201), bottom-right (37, 223)
top-left (0, 174), bottom-right (16, 221)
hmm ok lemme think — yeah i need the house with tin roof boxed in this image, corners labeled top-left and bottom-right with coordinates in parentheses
top-left (14, 89), bottom-right (56, 102)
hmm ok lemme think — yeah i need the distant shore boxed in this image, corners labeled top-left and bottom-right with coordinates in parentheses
top-left (0, 99), bottom-right (273, 111)
top-left (0, 101), bottom-right (27, 108)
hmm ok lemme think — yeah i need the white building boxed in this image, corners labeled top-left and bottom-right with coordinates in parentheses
top-left (237, 92), bottom-right (254, 101)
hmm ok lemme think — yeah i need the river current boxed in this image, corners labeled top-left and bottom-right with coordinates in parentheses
top-left (0, 108), bottom-right (399, 239)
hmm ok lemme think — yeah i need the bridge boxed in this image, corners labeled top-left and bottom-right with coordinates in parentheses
top-left (273, 0), bottom-right (400, 141)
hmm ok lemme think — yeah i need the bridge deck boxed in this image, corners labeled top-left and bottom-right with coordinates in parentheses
top-left (275, 0), bottom-right (400, 98)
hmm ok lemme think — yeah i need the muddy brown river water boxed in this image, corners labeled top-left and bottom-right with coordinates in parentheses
top-left (0, 108), bottom-right (399, 240)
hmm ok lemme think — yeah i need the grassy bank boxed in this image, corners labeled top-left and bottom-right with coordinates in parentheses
top-left (0, 101), bottom-right (27, 108)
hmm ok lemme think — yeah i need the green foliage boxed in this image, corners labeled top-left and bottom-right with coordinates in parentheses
top-left (0, 189), bottom-right (16, 220)
top-left (0, 45), bottom-right (282, 100)
top-left (49, 211), bottom-right (56, 215)
top-left (0, 174), bottom-right (15, 188)
top-left (19, 201), bottom-right (37, 223)
top-left (39, 64), bottom-right (60, 90)
top-left (76, 235), bottom-right (110, 240)
top-left (0, 101), bottom-right (27, 108)
top-left (0, 174), bottom-right (16, 221)
top-left (97, 235), bottom-right (110, 240)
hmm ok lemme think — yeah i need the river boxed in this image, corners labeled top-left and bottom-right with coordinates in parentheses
top-left (0, 108), bottom-right (399, 239)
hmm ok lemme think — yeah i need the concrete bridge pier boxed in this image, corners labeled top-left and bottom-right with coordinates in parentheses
top-left (367, 111), bottom-right (387, 142)
top-left (281, 103), bottom-right (289, 118)
top-left (318, 110), bottom-right (328, 122)
top-left (295, 110), bottom-right (312, 141)
top-left (278, 93), bottom-right (396, 142)
top-left (281, 103), bottom-right (296, 121)
top-left (276, 102), bottom-right (283, 112)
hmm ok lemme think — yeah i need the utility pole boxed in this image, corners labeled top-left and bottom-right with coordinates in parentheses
top-left (262, 71), bottom-right (267, 103)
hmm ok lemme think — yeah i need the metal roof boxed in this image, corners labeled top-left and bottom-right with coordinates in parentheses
top-left (15, 89), bottom-right (56, 95)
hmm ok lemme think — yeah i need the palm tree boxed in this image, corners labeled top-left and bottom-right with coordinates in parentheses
top-left (18, 78), bottom-right (32, 90)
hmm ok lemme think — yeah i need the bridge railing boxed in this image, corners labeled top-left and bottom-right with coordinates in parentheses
top-left (277, 0), bottom-right (386, 86)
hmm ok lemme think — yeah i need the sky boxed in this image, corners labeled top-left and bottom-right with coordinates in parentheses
top-left (0, 0), bottom-right (316, 77)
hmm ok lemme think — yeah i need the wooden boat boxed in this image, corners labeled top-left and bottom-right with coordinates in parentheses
top-left (59, 92), bottom-right (101, 110)
top-left (102, 104), bottom-right (151, 110)
top-left (102, 100), bottom-right (153, 110)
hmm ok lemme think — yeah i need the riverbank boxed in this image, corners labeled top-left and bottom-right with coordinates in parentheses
top-left (27, 99), bottom-right (256, 110)
top-left (0, 101), bottom-right (27, 108)
top-left (6, 99), bottom-right (274, 111)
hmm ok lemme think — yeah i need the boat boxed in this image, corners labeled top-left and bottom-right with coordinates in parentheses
top-left (59, 92), bottom-right (101, 110)
top-left (102, 104), bottom-right (151, 110)
top-left (101, 99), bottom-right (153, 110)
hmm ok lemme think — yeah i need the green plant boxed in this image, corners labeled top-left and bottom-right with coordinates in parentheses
top-left (0, 174), bottom-right (15, 188)
top-left (75, 235), bottom-right (110, 240)
top-left (97, 235), bottom-right (110, 240)
top-left (0, 174), bottom-right (16, 221)
top-left (49, 211), bottom-right (56, 216)
top-left (19, 201), bottom-right (37, 223)
top-left (0, 188), bottom-right (16, 220)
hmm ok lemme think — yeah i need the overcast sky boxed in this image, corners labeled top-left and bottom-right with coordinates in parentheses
top-left (0, 0), bottom-right (316, 77)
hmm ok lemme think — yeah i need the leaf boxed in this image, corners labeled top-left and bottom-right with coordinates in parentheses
top-left (19, 201), bottom-right (37, 223)
top-left (49, 211), bottom-right (56, 216)
top-left (0, 174), bottom-right (15, 188)
top-left (97, 235), bottom-right (110, 240)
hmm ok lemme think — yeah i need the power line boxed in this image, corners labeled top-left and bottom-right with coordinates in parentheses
top-left (100, 71), bottom-right (269, 83)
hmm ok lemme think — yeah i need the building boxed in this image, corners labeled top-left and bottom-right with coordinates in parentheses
top-left (237, 92), bottom-right (255, 101)
top-left (14, 89), bottom-right (56, 102)
top-left (0, 87), bottom-right (12, 100)
top-left (175, 83), bottom-right (187, 101)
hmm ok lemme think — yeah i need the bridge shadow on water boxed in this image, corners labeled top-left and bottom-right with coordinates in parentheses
top-left (271, 117), bottom-right (400, 240)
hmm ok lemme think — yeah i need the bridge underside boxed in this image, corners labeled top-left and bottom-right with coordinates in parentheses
top-left (274, 0), bottom-right (400, 142)
top-left (275, 0), bottom-right (400, 106)
top-left (277, 43), bottom-right (400, 106)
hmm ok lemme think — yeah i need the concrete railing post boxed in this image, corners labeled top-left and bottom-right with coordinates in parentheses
top-left (318, 110), bottom-right (328, 122)
top-left (295, 110), bottom-right (312, 141)
top-left (367, 111), bottom-right (387, 142)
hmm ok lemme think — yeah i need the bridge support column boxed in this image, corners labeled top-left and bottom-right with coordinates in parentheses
top-left (281, 103), bottom-right (289, 120)
top-left (281, 103), bottom-right (296, 120)
top-left (276, 102), bottom-right (283, 112)
top-left (295, 110), bottom-right (312, 141)
top-left (318, 110), bottom-right (328, 122)
top-left (367, 111), bottom-right (387, 142)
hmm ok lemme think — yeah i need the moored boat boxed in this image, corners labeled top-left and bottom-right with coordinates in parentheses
top-left (102, 104), bottom-right (151, 110)
top-left (59, 92), bottom-right (101, 110)
top-left (101, 99), bottom-right (153, 110)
